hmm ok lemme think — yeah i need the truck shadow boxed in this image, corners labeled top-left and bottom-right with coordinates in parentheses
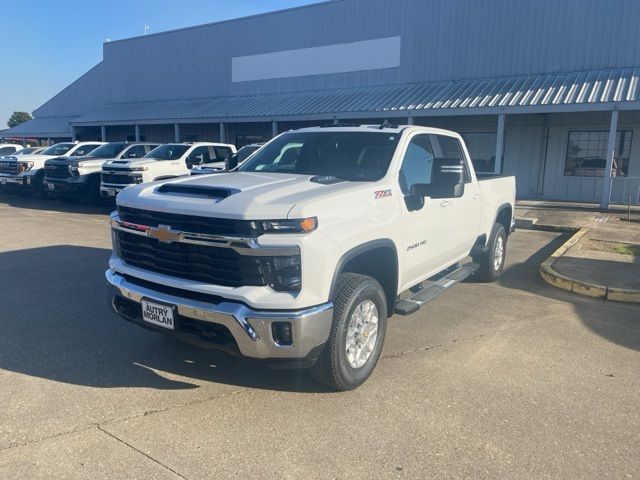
top-left (496, 231), bottom-right (640, 352)
top-left (0, 191), bottom-right (115, 215)
top-left (0, 245), bottom-right (329, 393)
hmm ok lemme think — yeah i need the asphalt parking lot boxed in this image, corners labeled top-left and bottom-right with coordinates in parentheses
top-left (0, 194), bottom-right (638, 479)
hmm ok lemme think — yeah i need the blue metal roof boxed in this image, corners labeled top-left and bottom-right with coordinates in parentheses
top-left (0, 116), bottom-right (75, 138)
top-left (70, 67), bottom-right (640, 125)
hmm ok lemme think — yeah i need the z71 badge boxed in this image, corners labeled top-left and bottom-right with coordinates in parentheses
top-left (374, 189), bottom-right (392, 199)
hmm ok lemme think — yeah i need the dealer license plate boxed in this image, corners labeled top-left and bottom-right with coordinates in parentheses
top-left (47, 183), bottom-right (55, 190)
top-left (141, 298), bottom-right (175, 330)
top-left (0, 178), bottom-right (6, 185)
top-left (106, 188), bottom-right (116, 196)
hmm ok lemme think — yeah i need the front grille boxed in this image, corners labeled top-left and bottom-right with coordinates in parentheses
top-left (116, 230), bottom-right (266, 287)
top-left (117, 206), bottom-right (256, 236)
top-left (44, 163), bottom-right (71, 180)
top-left (102, 173), bottom-right (141, 185)
top-left (0, 161), bottom-right (18, 175)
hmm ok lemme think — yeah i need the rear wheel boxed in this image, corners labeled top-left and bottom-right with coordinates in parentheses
top-left (311, 273), bottom-right (387, 391)
top-left (474, 223), bottom-right (507, 282)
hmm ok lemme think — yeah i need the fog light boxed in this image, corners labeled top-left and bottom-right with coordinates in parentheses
top-left (272, 322), bottom-right (293, 346)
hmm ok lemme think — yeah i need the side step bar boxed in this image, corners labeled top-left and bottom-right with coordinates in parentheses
top-left (394, 262), bottom-right (479, 315)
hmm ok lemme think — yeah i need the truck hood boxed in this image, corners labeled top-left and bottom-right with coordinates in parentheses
top-left (116, 171), bottom-right (356, 219)
top-left (103, 158), bottom-right (159, 170)
top-left (47, 156), bottom-right (115, 168)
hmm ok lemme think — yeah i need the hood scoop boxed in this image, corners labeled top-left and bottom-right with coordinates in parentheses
top-left (156, 183), bottom-right (239, 200)
top-left (309, 175), bottom-right (345, 185)
top-left (112, 160), bottom-right (130, 164)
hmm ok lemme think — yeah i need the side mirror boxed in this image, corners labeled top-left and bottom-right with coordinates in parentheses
top-left (226, 154), bottom-right (239, 171)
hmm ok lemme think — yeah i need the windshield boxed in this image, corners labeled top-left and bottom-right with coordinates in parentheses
top-left (145, 144), bottom-right (190, 160)
top-left (42, 143), bottom-right (75, 156)
top-left (87, 142), bottom-right (127, 158)
top-left (239, 131), bottom-right (400, 181)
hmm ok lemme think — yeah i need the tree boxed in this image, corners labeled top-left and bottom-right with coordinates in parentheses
top-left (7, 111), bottom-right (32, 128)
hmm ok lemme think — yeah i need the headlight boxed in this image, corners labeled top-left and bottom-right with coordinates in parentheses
top-left (259, 255), bottom-right (301, 292)
top-left (129, 166), bottom-right (148, 172)
top-left (252, 217), bottom-right (318, 234)
top-left (68, 165), bottom-right (79, 176)
top-left (16, 162), bottom-right (34, 173)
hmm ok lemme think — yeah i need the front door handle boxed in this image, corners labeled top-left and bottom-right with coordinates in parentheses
top-left (440, 200), bottom-right (452, 207)
top-left (473, 193), bottom-right (479, 199)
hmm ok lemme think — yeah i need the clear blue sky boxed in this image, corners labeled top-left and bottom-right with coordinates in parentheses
top-left (0, 0), bottom-right (321, 128)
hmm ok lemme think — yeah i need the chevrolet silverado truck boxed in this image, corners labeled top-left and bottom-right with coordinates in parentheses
top-left (0, 141), bottom-right (104, 195)
top-left (100, 142), bottom-right (236, 198)
top-left (106, 125), bottom-right (515, 390)
top-left (43, 142), bottom-right (159, 203)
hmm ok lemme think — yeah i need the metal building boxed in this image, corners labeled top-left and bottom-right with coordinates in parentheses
top-left (3, 0), bottom-right (640, 207)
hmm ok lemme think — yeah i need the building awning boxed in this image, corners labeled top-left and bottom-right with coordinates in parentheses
top-left (72, 67), bottom-right (640, 125)
top-left (0, 116), bottom-right (75, 138)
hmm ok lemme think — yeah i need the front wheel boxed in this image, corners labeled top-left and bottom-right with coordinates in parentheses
top-left (311, 273), bottom-right (387, 391)
top-left (475, 223), bottom-right (507, 282)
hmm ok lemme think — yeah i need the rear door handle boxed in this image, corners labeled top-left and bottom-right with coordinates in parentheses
top-left (440, 200), bottom-right (452, 207)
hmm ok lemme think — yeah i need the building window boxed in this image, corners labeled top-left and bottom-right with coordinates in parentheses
top-left (565, 130), bottom-right (633, 177)
top-left (460, 132), bottom-right (503, 174)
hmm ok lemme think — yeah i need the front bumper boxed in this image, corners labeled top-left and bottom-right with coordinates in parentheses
top-left (44, 177), bottom-right (88, 195)
top-left (106, 270), bottom-right (333, 360)
top-left (100, 184), bottom-right (126, 198)
top-left (0, 173), bottom-right (35, 188)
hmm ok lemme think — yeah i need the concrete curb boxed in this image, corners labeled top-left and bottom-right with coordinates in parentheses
top-left (537, 227), bottom-right (640, 304)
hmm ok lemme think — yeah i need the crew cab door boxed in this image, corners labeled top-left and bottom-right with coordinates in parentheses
top-left (427, 134), bottom-right (481, 259)
top-left (397, 133), bottom-right (481, 287)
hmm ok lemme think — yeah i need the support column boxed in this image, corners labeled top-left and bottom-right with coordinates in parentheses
top-left (495, 114), bottom-right (506, 174)
top-left (71, 126), bottom-right (77, 142)
top-left (174, 124), bottom-right (180, 142)
top-left (46, 137), bottom-right (51, 146)
top-left (407, 115), bottom-right (414, 125)
top-left (100, 125), bottom-right (107, 142)
top-left (219, 122), bottom-right (226, 143)
top-left (272, 121), bottom-right (278, 138)
top-left (134, 124), bottom-right (141, 142)
top-left (600, 110), bottom-right (619, 210)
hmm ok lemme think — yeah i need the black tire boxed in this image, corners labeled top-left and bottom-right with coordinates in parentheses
top-left (311, 273), bottom-right (387, 391)
top-left (32, 171), bottom-right (46, 198)
top-left (85, 175), bottom-right (104, 205)
top-left (61, 195), bottom-right (80, 203)
top-left (474, 223), bottom-right (507, 282)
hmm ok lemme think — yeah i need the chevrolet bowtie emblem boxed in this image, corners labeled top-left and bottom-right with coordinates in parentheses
top-left (148, 225), bottom-right (182, 243)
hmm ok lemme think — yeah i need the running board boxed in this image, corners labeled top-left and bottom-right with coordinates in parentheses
top-left (394, 262), bottom-right (479, 315)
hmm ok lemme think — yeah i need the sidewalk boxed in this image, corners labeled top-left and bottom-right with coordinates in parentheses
top-left (515, 200), bottom-right (640, 302)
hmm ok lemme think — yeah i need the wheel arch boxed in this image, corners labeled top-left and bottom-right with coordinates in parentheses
top-left (329, 239), bottom-right (399, 318)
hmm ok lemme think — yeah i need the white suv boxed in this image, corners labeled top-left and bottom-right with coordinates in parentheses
top-left (100, 142), bottom-right (236, 198)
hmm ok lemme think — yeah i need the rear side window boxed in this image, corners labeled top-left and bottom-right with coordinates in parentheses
top-left (0, 146), bottom-right (17, 156)
top-left (399, 135), bottom-right (435, 194)
top-left (428, 135), bottom-right (470, 181)
top-left (213, 146), bottom-right (233, 160)
top-left (123, 145), bottom-right (148, 159)
top-left (71, 144), bottom-right (101, 156)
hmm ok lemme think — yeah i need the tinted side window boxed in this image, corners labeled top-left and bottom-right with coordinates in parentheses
top-left (213, 146), bottom-right (232, 160)
top-left (0, 147), bottom-right (17, 156)
top-left (187, 146), bottom-right (211, 167)
top-left (71, 144), bottom-right (100, 156)
top-left (124, 145), bottom-right (147, 158)
top-left (399, 135), bottom-right (435, 194)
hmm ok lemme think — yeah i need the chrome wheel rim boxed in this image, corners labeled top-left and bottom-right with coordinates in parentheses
top-left (345, 300), bottom-right (379, 369)
top-left (493, 235), bottom-right (504, 271)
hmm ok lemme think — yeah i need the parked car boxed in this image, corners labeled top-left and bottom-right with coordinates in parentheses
top-left (106, 125), bottom-right (515, 390)
top-left (100, 142), bottom-right (236, 198)
top-left (0, 144), bottom-right (24, 156)
top-left (190, 142), bottom-right (263, 175)
top-left (3, 146), bottom-right (44, 157)
top-left (0, 141), bottom-right (104, 195)
top-left (44, 142), bottom-right (159, 203)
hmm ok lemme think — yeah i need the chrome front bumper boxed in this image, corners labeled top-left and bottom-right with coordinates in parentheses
top-left (0, 173), bottom-right (31, 186)
top-left (106, 270), bottom-right (333, 359)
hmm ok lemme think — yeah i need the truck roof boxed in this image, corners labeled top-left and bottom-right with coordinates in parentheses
top-left (289, 124), bottom-right (463, 138)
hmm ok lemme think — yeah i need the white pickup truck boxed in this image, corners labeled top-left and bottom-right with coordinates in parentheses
top-left (106, 125), bottom-right (515, 390)
top-left (0, 141), bottom-right (104, 195)
top-left (100, 142), bottom-right (236, 198)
